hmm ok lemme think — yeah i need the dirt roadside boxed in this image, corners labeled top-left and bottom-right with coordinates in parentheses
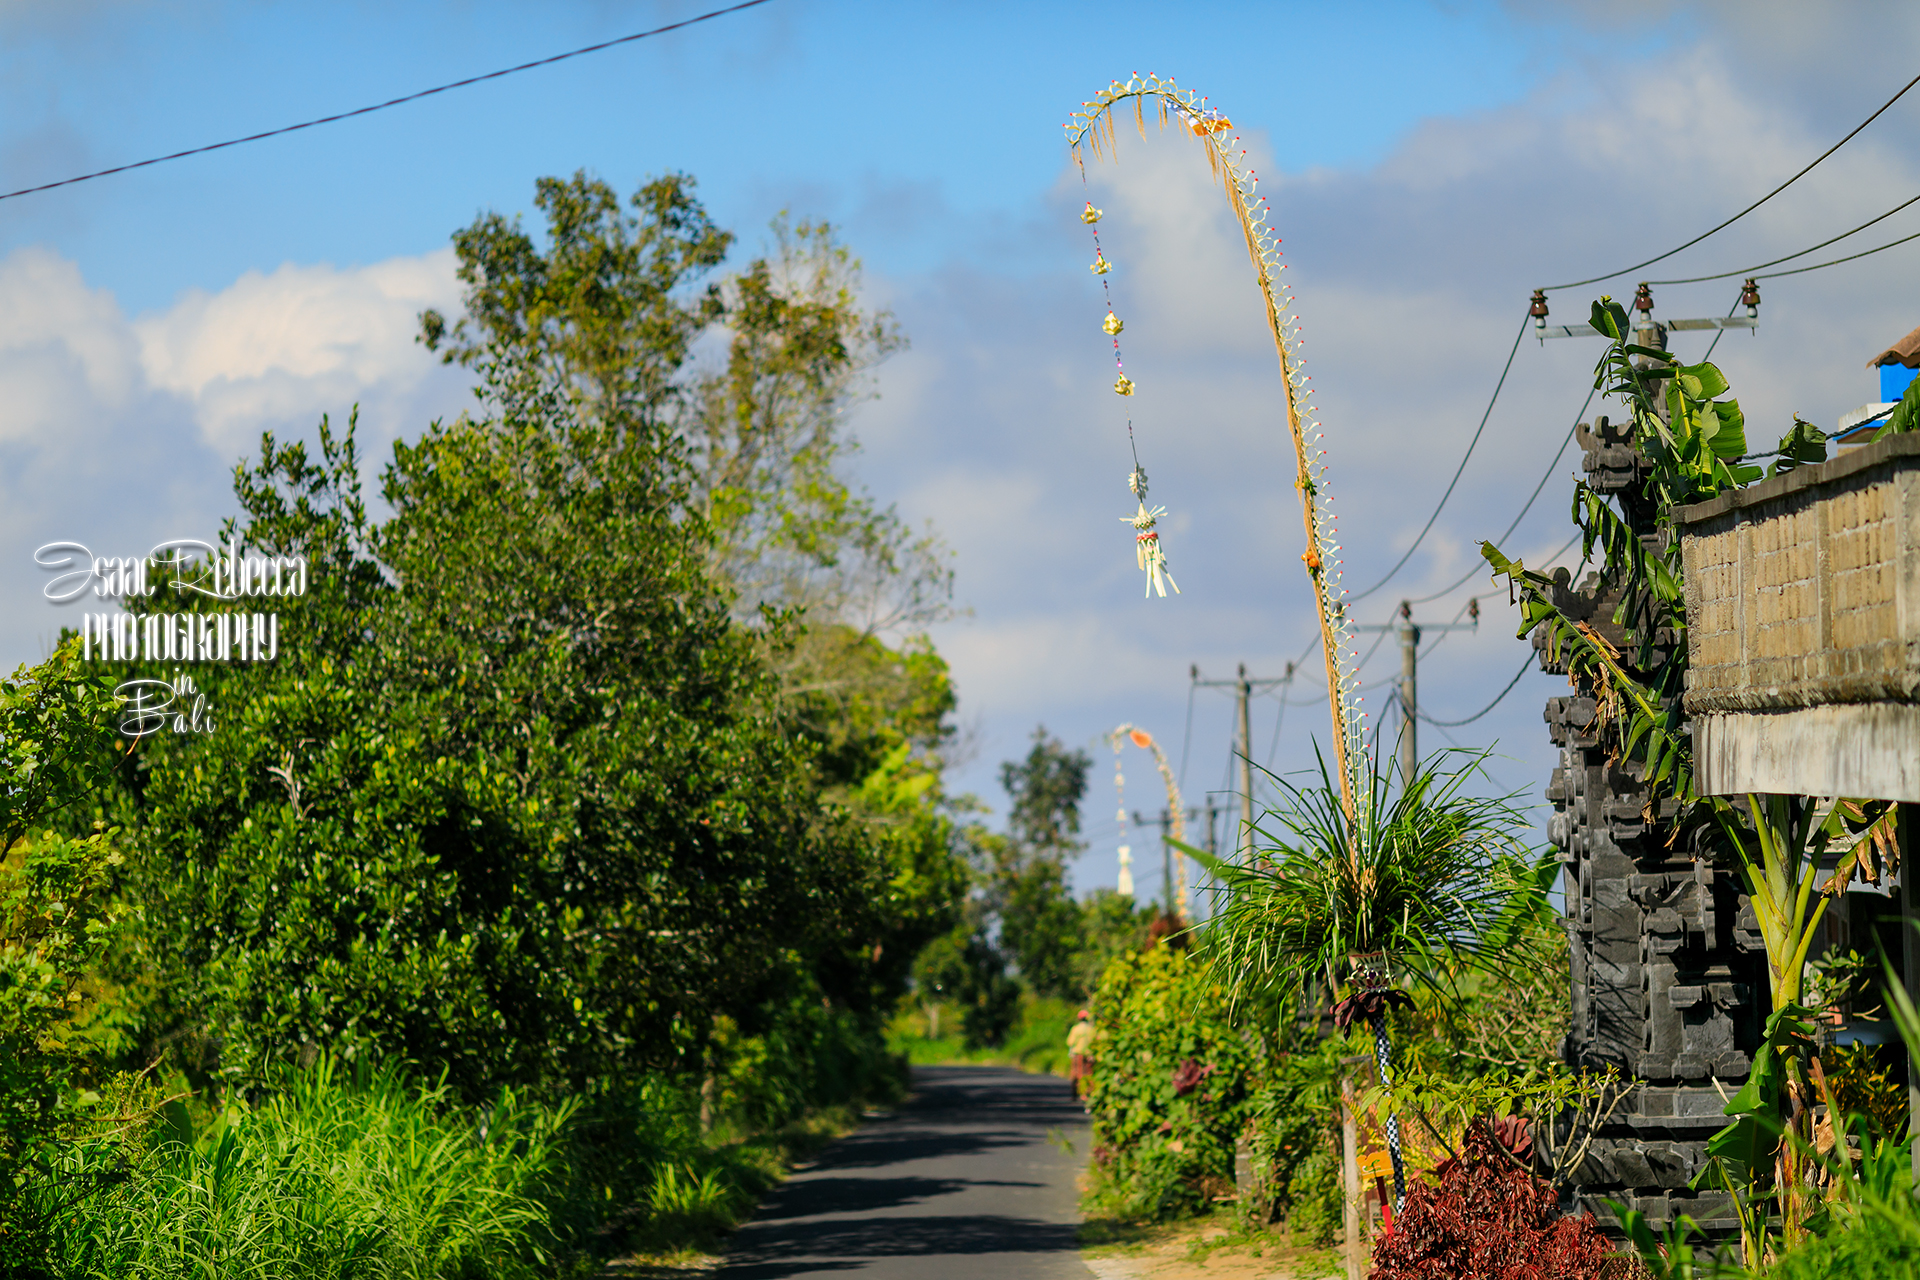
top-left (1080, 1218), bottom-right (1369, 1280)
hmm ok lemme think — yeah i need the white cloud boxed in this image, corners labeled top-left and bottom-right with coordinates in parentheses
top-left (135, 249), bottom-right (467, 458)
top-left (0, 244), bottom-right (473, 670)
top-left (0, 246), bottom-right (144, 439)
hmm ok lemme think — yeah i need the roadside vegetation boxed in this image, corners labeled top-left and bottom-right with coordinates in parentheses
top-left (886, 727), bottom-right (1162, 1079)
top-left (1, 171), bottom-right (960, 1277)
top-left (1049, 300), bottom-right (1920, 1278)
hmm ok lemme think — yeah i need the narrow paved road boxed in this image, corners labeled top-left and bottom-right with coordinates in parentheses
top-left (720, 1065), bottom-right (1094, 1280)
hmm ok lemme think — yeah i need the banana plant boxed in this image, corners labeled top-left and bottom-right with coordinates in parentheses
top-left (1697, 795), bottom-right (1895, 1260)
top-left (1481, 297), bottom-right (1757, 805)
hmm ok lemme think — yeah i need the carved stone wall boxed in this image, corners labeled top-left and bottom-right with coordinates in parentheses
top-left (1536, 415), bottom-right (1771, 1232)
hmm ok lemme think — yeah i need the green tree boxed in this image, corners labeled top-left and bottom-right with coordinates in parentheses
top-left (101, 395), bottom-right (942, 1097)
top-left (83, 171), bottom-right (967, 1106)
top-left (423, 174), bottom-right (955, 777)
top-left (419, 170), bottom-right (731, 421)
top-left (0, 645), bottom-right (129, 1270)
top-left (1076, 888), bottom-right (1152, 999)
top-left (912, 919), bottom-right (1018, 1050)
top-left (983, 727), bottom-right (1093, 1001)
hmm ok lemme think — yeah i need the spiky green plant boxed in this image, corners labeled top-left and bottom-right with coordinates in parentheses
top-left (1182, 743), bottom-right (1550, 1208)
top-left (40, 1056), bottom-right (575, 1280)
top-left (1187, 745), bottom-right (1547, 1006)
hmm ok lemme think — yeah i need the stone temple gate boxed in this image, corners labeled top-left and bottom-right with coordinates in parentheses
top-left (1540, 419), bottom-right (1917, 1230)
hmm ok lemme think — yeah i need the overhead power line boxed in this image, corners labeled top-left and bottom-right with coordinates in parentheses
top-left (1647, 186), bottom-right (1920, 285)
top-left (1541, 67), bottom-right (1920, 291)
top-left (1357, 72), bottom-right (1920, 648)
top-left (1404, 384), bottom-right (1597, 607)
top-left (1415, 652), bottom-right (1535, 727)
top-left (1347, 310), bottom-right (1530, 602)
top-left (0, 0), bottom-right (778, 205)
top-left (1749, 223), bottom-right (1920, 281)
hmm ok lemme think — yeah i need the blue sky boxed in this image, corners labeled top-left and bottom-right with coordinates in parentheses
top-left (4, 0), bottom-right (1918, 899)
top-left (0, 0), bottom-right (1661, 307)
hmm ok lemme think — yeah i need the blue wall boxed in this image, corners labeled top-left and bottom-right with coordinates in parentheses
top-left (1880, 362), bottom-right (1918, 402)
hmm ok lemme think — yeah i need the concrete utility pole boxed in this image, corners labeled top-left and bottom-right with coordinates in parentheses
top-left (1191, 663), bottom-right (1293, 861)
top-left (1356, 601), bottom-right (1477, 789)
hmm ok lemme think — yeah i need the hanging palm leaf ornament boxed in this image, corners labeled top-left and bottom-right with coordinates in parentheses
top-left (1064, 75), bottom-right (1409, 1205)
top-left (1063, 75), bottom-right (1365, 828)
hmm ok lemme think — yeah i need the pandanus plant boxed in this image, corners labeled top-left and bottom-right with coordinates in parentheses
top-left (1184, 745), bottom-right (1547, 1209)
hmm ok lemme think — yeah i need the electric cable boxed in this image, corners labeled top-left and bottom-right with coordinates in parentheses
top-left (1352, 620), bottom-right (1394, 673)
top-left (1697, 293), bottom-right (1744, 365)
top-left (1428, 526), bottom-right (1584, 621)
top-left (1412, 594), bottom-right (1476, 664)
top-left (1347, 310), bottom-right (1530, 602)
top-left (1421, 716), bottom-right (1514, 793)
top-left (1263, 691), bottom-right (1288, 773)
top-left (0, 0), bottom-right (778, 205)
top-left (1286, 624), bottom-right (1394, 692)
top-left (1541, 68), bottom-right (1920, 290)
top-left (1648, 187), bottom-right (1920, 285)
top-left (1367, 689), bottom-right (1394, 756)
top-left (1404, 381), bottom-right (1599, 607)
top-left (1415, 652), bottom-right (1535, 727)
top-left (1750, 223), bottom-right (1920, 280)
top-left (1280, 670), bottom-right (1398, 702)
top-left (1177, 678), bottom-right (1197, 792)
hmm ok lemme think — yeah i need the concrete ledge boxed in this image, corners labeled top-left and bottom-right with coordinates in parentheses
top-left (1696, 704), bottom-right (1920, 801)
top-left (1675, 431), bottom-right (1920, 526)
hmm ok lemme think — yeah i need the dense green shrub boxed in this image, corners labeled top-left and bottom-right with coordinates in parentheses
top-left (1245, 1036), bottom-right (1351, 1243)
top-left (1084, 946), bottom-right (1261, 1220)
top-left (1767, 1212), bottom-right (1920, 1280)
top-left (0, 647), bottom-right (136, 1276)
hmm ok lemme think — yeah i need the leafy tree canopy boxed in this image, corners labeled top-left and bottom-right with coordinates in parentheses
top-left (73, 173), bottom-right (968, 1102)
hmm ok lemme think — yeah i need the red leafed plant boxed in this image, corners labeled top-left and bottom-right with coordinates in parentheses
top-left (1368, 1118), bottom-right (1639, 1280)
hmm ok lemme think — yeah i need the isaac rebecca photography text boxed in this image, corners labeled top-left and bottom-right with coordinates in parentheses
top-left (35, 536), bottom-right (308, 738)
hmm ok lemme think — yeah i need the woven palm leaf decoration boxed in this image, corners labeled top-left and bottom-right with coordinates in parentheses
top-left (1063, 74), bottom-right (1365, 822)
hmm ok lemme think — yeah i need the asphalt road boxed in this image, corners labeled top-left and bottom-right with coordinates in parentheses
top-left (718, 1065), bottom-right (1095, 1280)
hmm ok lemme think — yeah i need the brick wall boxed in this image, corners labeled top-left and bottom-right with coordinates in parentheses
top-left (1677, 434), bottom-right (1920, 714)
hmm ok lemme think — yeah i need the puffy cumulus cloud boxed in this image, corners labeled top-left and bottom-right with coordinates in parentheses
top-left (0, 244), bottom-right (474, 673)
top-left (0, 247), bottom-right (145, 437)
top-left (0, 245), bottom-right (219, 667)
top-left (854, 13), bottom-right (1920, 873)
top-left (135, 249), bottom-right (470, 460)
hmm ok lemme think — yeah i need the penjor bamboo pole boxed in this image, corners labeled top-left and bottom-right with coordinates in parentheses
top-left (1222, 180), bottom-right (1357, 830)
top-left (1066, 84), bottom-right (1360, 830)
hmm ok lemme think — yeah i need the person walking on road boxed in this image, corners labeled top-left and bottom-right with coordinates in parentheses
top-left (1066, 1009), bottom-right (1095, 1097)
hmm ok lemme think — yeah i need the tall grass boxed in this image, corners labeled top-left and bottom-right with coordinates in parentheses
top-left (41, 1059), bottom-right (573, 1280)
top-left (12, 992), bottom-right (905, 1276)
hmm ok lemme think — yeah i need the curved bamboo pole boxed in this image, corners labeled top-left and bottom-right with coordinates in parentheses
top-left (1108, 724), bottom-right (1188, 919)
top-left (1065, 75), bottom-right (1363, 828)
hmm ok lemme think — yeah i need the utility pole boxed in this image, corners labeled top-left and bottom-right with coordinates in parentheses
top-left (1133, 806), bottom-right (1199, 916)
top-left (1191, 663), bottom-right (1292, 861)
top-left (1200, 797), bottom-right (1219, 921)
top-left (1355, 601), bottom-right (1477, 789)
